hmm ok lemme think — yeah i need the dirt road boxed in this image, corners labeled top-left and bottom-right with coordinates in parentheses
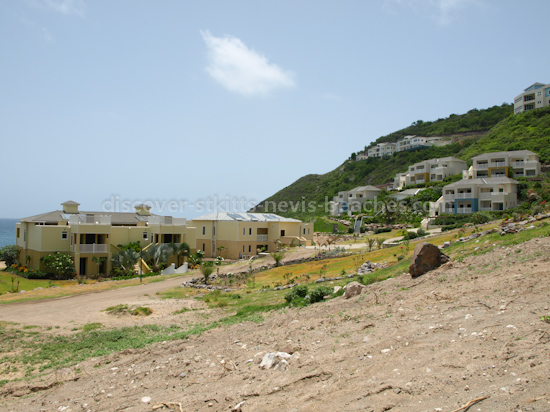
top-left (0, 248), bottom-right (316, 329)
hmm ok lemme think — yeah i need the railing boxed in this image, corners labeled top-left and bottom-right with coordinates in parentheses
top-left (456, 207), bottom-right (472, 214)
top-left (479, 207), bottom-right (492, 212)
top-left (69, 215), bottom-right (111, 225)
top-left (147, 216), bottom-right (187, 226)
top-left (511, 161), bottom-right (524, 167)
top-left (479, 192), bottom-right (493, 199)
top-left (256, 234), bottom-right (269, 242)
top-left (455, 192), bottom-right (473, 199)
top-left (489, 162), bottom-right (506, 168)
top-left (77, 244), bottom-right (109, 253)
top-left (475, 163), bottom-right (489, 170)
top-left (444, 208), bottom-right (455, 213)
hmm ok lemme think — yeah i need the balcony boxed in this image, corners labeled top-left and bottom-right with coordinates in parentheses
top-left (475, 163), bottom-right (489, 170)
top-left (77, 244), bottom-right (109, 253)
top-left (489, 161), bottom-right (506, 168)
top-left (444, 208), bottom-right (455, 213)
top-left (479, 206), bottom-right (492, 212)
top-left (456, 207), bottom-right (472, 214)
top-left (455, 192), bottom-right (473, 199)
top-left (479, 192), bottom-right (493, 200)
top-left (256, 234), bottom-right (269, 242)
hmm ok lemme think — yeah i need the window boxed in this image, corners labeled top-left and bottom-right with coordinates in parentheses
top-left (61, 231), bottom-right (68, 240)
top-left (16, 228), bottom-right (20, 238)
top-left (303, 228), bottom-right (306, 235)
top-left (142, 231), bottom-right (148, 240)
top-left (243, 228), bottom-right (246, 236)
top-left (308, 228), bottom-right (310, 235)
top-left (280, 230), bottom-right (285, 237)
top-left (499, 188), bottom-right (504, 193)
top-left (248, 245), bottom-right (251, 253)
top-left (24, 230), bottom-right (26, 241)
top-left (213, 227), bottom-right (215, 236)
top-left (202, 226), bottom-right (206, 236)
top-left (202, 243), bottom-right (205, 252)
top-left (249, 228), bottom-right (252, 236)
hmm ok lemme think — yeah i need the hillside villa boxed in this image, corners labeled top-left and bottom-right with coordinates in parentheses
top-left (463, 150), bottom-right (541, 179)
top-left (431, 177), bottom-right (519, 216)
top-left (357, 135), bottom-right (451, 160)
top-left (393, 157), bottom-right (467, 190)
top-left (514, 82), bottom-right (550, 114)
top-left (330, 185), bottom-right (381, 216)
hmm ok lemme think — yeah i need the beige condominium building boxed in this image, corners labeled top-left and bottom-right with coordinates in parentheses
top-left (514, 82), bottom-right (550, 114)
top-left (190, 212), bottom-right (313, 260)
top-left (393, 157), bottom-right (467, 189)
top-left (463, 150), bottom-right (541, 179)
top-left (435, 177), bottom-right (518, 215)
top-left (15, 201), bottom-right (196, 276)
top-left (330, 185), bottom-right (381, 215)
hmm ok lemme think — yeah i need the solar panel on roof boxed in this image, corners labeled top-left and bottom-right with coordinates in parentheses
top-left (247, 214), bottom-right (259, 221)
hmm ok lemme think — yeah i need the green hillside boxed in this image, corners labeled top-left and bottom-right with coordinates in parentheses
top-left (253, 105), bottom-right (550, 221)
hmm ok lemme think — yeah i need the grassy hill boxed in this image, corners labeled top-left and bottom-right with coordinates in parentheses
top-left (253, 104), bottom-right (550, 221)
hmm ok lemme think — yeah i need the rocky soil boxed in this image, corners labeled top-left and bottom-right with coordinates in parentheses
top-left (1, 236), bottom-right (550, 412)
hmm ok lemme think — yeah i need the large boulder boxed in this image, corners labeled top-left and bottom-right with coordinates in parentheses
top-left (343, 281), bottom-right (367, 299)
top-left (409, 242), bottom-right (449, 278)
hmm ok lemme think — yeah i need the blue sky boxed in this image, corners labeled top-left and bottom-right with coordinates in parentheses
top-left (1, 0), bottom-right (549, 219)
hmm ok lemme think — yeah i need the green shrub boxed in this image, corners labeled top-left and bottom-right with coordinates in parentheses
top-left (284, 284), bottom-right (309, 303)
top-left (374, 227), bottom-right (392, 234)
top-left (131, 307), bottom-right (153, 316)
top-left (309, 286), bottom-right (332, 303)
top-left (104, 304), bottom-right (129, 315)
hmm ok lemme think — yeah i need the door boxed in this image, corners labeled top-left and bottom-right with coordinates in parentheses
top-left (79, 257), bottom-right (87, 276)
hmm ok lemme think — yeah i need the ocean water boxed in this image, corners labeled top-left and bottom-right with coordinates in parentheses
top-left (0, 218), bottom-right (17, 249)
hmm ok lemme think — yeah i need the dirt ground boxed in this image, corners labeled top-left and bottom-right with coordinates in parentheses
top-left (1, 236), bottom-right (550, 412)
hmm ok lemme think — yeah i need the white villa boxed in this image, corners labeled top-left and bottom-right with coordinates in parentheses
top-left (463, 150), bottom-right (541, 180)
top-left (431, 177), bottom-right (519, 216)
top-left (330, 185), bottom-right (381, 216)
top-left (514, 82), bottom-right (550, 114)
top-left (393, 157), bottom-right (467, 190)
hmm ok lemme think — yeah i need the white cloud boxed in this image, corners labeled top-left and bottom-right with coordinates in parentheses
top-left (384, 0), bottom-right (480, 25)
top-left (201, 30), bottom-right (295, 97)
top-left (25, 0), bottom-right (85, 16)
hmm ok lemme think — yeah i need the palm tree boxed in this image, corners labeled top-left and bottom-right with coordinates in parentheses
top-left (143, 243), bottom-right (171, 272)
top-left (376, 238), bottom-right (385, 250)
top-left (216, 245), bottom-right (226, 258)
top-left (111, 249), bottom-right (139, 276)
top-left (367, 238), bottom-right (376, 252)
top-left (169, 242), bottom-right (190, 268)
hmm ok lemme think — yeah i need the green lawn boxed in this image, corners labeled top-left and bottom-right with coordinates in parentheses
top-left (0, 272), bottom-right (74, 294)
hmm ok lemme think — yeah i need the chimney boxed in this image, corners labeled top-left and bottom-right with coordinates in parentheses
top-left (62, 200), bottom-right (80, 214)
top-left (135, 204), bottom-right (151, 216)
